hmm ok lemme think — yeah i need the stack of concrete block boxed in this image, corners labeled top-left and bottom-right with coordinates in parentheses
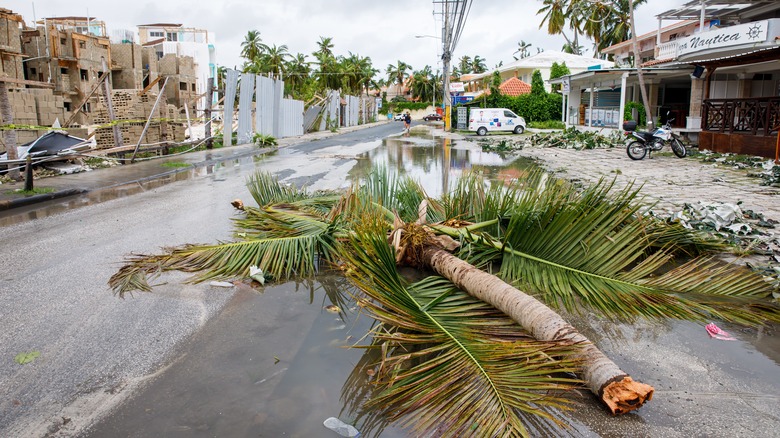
top-left (6, 88), bottom-right (40, 144)
top-left (93, 89), bottom-right (185, 149)
top-left (28, 89), bottom-right (68, 127)
top-left (111, 43), bottom-right (144, 90)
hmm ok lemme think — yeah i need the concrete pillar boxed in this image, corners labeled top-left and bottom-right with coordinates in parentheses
top-left (737, 73), bottom-right (751, 99)
top-left (647, 80), bottom-right (659, 122)
top-left (689, 76), bottom-right (705, 119)
top-left (619, 72), bottom-right (629, 124)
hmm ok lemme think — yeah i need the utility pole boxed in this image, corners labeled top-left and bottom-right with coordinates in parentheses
top-left (440, 0), bottom-right (454, 131)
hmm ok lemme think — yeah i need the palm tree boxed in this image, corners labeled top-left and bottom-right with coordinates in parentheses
top-left (457, 55), bottom-right (472, 74)
top-left (263, 44), bottom-right (291, 79)
top-left (515, 40), bottom-right (533, 59)
top-left (538, 0), bottom-right (583, 55)
top-left (284, 53), bottom-right (310, 98)
top-left (410, 65), bottom-right (435, 103)
top-left (315, 36), bottom-right (334, 59)
top-left (240, 30), bottom-right (267, 63)
top-left (470, 55), bottom-right (487, 74)
top-left (313, 36), bottom-right (340, 91)
top-left (110, 169), bottom-right (779, 435)
top-left (386, 60), bottom-right (410, 97)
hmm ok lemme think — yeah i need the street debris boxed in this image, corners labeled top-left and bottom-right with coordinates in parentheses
top-left (15, 351), bottom-right (41, 365)
top-left (664, 201), bottom-right (780, 291)
top-left (705, 322), bottom-right (736, 341)
top-left (249, 265), bottom-right (265, 284)
top-left (528, 127), bottom-right (623, 150)
top-left (698, 151), bottom-right (780, 187)
top-left (208, 281), bottom-right (234, 288)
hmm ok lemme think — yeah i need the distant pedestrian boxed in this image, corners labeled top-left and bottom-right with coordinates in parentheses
top-left (403, 112), bottom-right (412, 131)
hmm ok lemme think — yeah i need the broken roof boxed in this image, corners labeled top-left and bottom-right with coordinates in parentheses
top-left (23, 131), bottom-right (87, 155)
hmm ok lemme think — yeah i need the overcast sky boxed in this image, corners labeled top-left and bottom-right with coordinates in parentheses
top-left (8, 0), bottom-right (684, 76)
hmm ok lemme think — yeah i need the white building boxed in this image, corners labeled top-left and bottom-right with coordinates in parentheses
top-left (137, 23), bottom-right (217, 111)
top-left (462, 51), bottom-right (603, 94)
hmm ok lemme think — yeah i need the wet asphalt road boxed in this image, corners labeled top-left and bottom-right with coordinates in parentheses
top-left (0, 123), bottom-right (401, 437)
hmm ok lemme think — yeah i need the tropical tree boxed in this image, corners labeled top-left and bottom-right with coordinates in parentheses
top-left (409, 65), bottom-right (437, 103)
top-left (262, 44), bottom-right (291, 79)
top-left (457, 55), bottom-right (472, 74)
top-left (313, 36), bottom-right (340, 90)
top-left (538, 0), bottom-right (583, 55)
top-left (240, 30), bottom-right (268, 64)
top-left (470, 55), bottom-right (488, 74)
top-left (386, 60), bottom-right (411, 97)
top-left (515, 40), bottom-right (533, 59)
top-left (110, 168), bottom-right (780, 436)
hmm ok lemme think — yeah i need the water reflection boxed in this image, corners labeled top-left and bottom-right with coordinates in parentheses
top-left (349, 131), bottom-right (535, 198)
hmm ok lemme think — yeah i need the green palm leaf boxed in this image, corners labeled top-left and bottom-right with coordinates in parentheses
top-left (341, 222), bottom-right (581, 437)
top-left (443, 176), bottom-right (779, 324)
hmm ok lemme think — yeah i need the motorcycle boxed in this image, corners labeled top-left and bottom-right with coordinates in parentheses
top-left (623, 113), bottom-right (687, 160)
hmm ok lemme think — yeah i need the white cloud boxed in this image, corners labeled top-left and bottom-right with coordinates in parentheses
top-left (6, 0), bottom-right (687, 76)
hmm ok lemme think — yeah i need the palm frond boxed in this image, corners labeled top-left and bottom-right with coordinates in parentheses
top-left (448, 176), bottom-right (779, 324)
top-left (246, 171), bottom-right (310, 206)
top-left (340, 222), bottom-right (581, 437)
top-left (109, 203), bottom-right (344, 297)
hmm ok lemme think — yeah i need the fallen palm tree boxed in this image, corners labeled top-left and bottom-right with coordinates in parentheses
top-left (110, 168), bottom-right (780, 436)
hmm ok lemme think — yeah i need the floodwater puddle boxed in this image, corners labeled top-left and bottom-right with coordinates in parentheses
top-left (87, 275), bottom-right (409, 437)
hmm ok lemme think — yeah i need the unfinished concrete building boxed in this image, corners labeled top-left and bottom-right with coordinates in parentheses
top-left (20, 17), bottom-right (112, 125)
top-left (0, 8), bottom-right (25, 82)
top-left (1, 10), bottom-right (211, 155)
top-left (1, 8), bottom-right (68, 146)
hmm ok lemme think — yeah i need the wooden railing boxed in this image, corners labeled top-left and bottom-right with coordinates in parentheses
top-left (703, 97), bottom-right (780, 136)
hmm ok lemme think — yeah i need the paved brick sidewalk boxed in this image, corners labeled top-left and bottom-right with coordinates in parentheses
top-left (517, 146), bottom-right (780, 221)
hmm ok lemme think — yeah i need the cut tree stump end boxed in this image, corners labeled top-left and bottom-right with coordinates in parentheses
top-left (601, 376), bottom-right (654, 415)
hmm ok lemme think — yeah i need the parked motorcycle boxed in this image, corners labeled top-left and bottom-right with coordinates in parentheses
top-left (624, 114), bottom-right (687, 160)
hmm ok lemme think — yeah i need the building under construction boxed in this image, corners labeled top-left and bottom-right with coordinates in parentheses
top-left (1, 8), bottom-right (210, 156)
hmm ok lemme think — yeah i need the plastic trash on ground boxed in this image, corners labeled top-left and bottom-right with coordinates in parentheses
top-left (705, 322), bottom-right (736, 341)
top-left (323, 417), bottom-right (360, 437)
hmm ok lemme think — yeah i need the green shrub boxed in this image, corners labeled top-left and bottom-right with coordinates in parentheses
top-left (253, 133), bottom-right (278, 146)
top-left (528, 120), bottom-right (565, 129)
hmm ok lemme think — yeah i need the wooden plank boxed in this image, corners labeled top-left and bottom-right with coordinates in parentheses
top-left (63, 72), bottom-right (108, 127)
top-left (0, 76), bottom-right (54, 88)
top-left (137, 76), bottom-right (162, 96)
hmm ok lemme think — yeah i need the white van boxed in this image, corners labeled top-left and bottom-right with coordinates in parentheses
top-left (468, 108), bottom-right (526, 135)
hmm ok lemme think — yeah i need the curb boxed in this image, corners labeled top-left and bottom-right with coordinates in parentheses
top-left (0, 121), bottom-right (393, 213)
top-left (0, 188), bottom-right (87, 211)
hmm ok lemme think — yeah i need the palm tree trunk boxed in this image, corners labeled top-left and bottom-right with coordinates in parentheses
top-left (421, 245), bottom-right (654, 415)
top-left (629, 0), bottom-right (654, 128)
top-left (0, 82), bottom-right (21, 181)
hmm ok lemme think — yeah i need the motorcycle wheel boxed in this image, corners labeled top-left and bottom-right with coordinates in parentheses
top-left (626, 141), bottom-right (647, 160)
top-left (671, 138), bottom-right (687, 158)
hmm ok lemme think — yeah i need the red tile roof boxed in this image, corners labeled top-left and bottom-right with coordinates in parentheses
top-left (499, 77), bottom-right (531, 96)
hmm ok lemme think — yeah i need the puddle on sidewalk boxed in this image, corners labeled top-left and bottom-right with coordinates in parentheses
top-left (0, 157), bottom-right (258, 227)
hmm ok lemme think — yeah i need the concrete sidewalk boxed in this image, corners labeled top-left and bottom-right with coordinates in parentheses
top-left (515, 146), bottom-right (780, 222)
top-left (0, 120), bottom-right (391, 211)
